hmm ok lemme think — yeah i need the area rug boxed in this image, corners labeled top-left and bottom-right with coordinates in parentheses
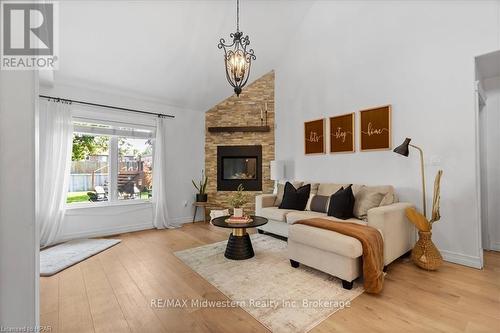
top-left (40, 238), bottom-right (121, 276)
top-left (175, 234), bottom-right (363, 333)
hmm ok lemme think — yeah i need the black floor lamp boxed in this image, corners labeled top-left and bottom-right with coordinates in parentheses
top-left (393, 138), bottom-right (427, 217)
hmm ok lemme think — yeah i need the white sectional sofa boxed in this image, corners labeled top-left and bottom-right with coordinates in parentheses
top-left (255, 182), bottom-right (414, 289)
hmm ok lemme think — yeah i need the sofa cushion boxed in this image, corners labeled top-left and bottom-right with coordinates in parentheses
top-left (275, 181), bottom-right (303, 206)
top-left (380, 187), bottom-right (398, 206)
top-left (353, 186), bottom-right (386, 220)
top-left (305, 194), bottom-right (315, 211)
top-left (317, 183), bottom-right (344, 196)
top-left (287, 210), bottom-right (366, 225)
top-left (352, 184), bottom-right (396, 206)
top-left (310, 195), bottom-right (329, 213)
top-left (259, 207), bottom-right (296, 222)
top-left (286, 210), bottom-right (328, 224)
top-left (327, 185), bottom-right (355, 220)
top-left (350, 185), bottom-right (397, 220)
top-left (288, 223), bottom-right (363, 258)
top-left (279, 182), bottom-right (311, 210)
top-left (303, 182), bottom-right (319, 211)
top-left (303, 182), bottom-right (320, 195)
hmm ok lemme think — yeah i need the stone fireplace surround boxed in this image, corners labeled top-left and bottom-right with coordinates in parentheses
top-left (205, 71), bottom-right (275, 214)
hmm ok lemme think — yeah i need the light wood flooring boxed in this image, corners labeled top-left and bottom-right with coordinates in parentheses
top-left (40, 222), bottom-right (500, 333)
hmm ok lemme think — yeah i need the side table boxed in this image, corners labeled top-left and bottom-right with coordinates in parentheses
top-left (193, 202), bottom-right (209, 223)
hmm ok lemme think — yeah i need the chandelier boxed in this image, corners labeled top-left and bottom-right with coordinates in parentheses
top-left (217, 0), bottom-right (256, 96)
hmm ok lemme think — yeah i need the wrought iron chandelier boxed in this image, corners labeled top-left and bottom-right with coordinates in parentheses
top-left (217, 0), bottom-right (256, 96)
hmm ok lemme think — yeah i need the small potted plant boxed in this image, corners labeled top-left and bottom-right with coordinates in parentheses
top-left (229, 184), bottom-right (248, 217)
top-left (192, 170), bottom-right (208, 202)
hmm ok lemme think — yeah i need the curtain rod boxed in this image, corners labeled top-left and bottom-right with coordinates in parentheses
top-left (39, 95), bottom-right (175, 118)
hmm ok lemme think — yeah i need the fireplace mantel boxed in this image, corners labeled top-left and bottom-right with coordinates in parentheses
top-left (208, 125), bottom-right (270, 133)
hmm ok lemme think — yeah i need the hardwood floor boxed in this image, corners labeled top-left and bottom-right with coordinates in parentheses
top-left (40, 223), bottom-right (500, 333)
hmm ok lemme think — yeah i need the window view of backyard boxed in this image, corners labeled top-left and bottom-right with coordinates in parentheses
top-left (67, 134), bottom-right (110, 203)
top-left (117, 137), bottom-right (153, 201)
top-left (67, 122), bottom-right (153, 204)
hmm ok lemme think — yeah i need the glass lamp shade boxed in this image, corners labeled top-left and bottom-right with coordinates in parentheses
top-left (227, 50), bottom-right (248, 83)
top-left (393, 138), bottom-right (411, 157)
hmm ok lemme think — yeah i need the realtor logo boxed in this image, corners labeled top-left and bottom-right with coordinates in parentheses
top-left (1, 1), bottom-right (59, 70)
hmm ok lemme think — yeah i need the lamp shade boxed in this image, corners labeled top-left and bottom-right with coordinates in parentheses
top-left (270, 160), bottom-right (284, 181)
top-left (393, 138), bottom-right (411, 156)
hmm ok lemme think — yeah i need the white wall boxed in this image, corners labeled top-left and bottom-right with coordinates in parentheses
top-left (275, 1), bottom-right (500, 268)
top-left (482, 76), bottom-right (500, 251)
top-left (40, 81), bottom-right (205, 240)
top-left (55, 0), bottom-right (314, 111)
top-left (0, 72), bottom-right (38, 327)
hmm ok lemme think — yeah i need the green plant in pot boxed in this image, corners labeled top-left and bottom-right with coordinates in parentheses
top-left (192, 170), bottom-right (208, 202)
top-left (229, 184), bottom-right (248, 217)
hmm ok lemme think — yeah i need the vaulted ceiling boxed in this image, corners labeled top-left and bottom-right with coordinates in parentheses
top-left (56, 0), bottom-right (313, 111)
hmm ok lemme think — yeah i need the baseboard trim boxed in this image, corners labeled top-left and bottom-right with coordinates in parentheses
top-left (174, 216), bottom-right (197, 225)
top-left (490, 242), bottom-right (500, 252)
top-left (441, 250), bottom-right (482, 269)
top-left (59, 216), bottom-right (197, 242)
top-left (59, 222), bottom-right (154, 242)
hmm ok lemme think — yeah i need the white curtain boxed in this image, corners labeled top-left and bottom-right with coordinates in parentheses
top-left (152, 116), bottom-right (175, 229)
top-left (38, 100), bottom-right (73, 247)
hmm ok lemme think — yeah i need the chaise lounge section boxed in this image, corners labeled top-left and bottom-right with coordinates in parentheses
top-left (255, 182), bottom-right (414, 288)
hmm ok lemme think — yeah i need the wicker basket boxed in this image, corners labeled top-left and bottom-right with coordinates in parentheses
top-left (411, 231), bottom-right (443, 270)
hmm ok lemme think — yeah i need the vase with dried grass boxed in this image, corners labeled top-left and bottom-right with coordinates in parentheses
top-left (405, 170), bottom-right (443, 270)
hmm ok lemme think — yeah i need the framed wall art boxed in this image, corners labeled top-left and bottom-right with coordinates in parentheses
top-left (359, 105), bottom-right (392, 151)
top-left (304, 118), bottom-right (326, 154)
top-left (330, 113), bottom-right (355, 153)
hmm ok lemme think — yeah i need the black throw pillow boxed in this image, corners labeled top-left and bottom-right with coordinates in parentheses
top-left (327, 185), bottom-right (355, 220)
top-left (279, 182), bottom-right (311, 211)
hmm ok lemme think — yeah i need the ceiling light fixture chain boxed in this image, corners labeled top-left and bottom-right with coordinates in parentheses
top-left (217, 0), bottom-right (256, 96)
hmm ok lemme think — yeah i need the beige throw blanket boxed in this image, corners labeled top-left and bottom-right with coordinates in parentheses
top-left (295, 218), bottom-right (384, 294)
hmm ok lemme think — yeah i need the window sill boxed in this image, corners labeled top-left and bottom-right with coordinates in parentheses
top-left (66, 199), bottom-right (153, 210)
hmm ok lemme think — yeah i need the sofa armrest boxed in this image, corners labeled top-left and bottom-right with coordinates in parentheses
top-left (367, 202), bottom-right (415, 265)
top-left (255, 194), bottom-right (277, 216)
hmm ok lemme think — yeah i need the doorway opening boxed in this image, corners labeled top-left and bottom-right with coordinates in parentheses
top-left (476, 50), bottom-right (500, 260)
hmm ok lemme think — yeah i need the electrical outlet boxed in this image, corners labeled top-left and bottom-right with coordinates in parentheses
top-left (183, 200), bottom-right (188, 207)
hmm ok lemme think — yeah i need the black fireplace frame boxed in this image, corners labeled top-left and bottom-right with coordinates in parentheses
top-left (217, 145), bottom-right (262, 191)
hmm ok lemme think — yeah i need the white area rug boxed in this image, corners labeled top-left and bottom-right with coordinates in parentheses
top-left (40, 238), bottom-right (121, 276)
top-left (175, 234), bottom-right (363, 333)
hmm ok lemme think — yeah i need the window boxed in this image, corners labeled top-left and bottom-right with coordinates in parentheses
top-left (68, 134), bottom-right (110, 203)
top-left (67, 119), bottom-right (154, 205)
top-left (117, 137), bottom-right (153, 201)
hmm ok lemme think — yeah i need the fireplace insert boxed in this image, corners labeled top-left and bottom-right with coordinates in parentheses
top-left (217, 145), bottom-right (262, 191)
